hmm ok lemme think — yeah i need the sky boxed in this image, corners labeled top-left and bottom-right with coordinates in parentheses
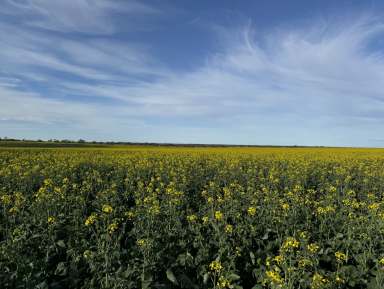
top-left (1, 0), bottom-right (384, 146)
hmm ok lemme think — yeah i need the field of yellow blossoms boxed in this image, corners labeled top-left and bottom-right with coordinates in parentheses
top-left (2, 146), bottom-right (384, 289)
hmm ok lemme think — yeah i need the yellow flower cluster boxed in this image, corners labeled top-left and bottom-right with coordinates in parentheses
top-left (307, 243), bottom-right (320, 254)
top-left (187, 214), bottom-right (197, 223)
top-left (266, 269), bottom-right (284, 285)
top-left (85, 213), bottom-right (98, 226)
top-left (298, 258), bottom-right (312, 268)
top-left (379, 257), bottom-right (384, 266)
top-left (214, 211), bottom-right (223, 221)
top-left (136, 239), bottom-right (147, 247)
top-left (102, 204), bottom-right (113, 214)
top-left (281, 203), bottom-right (290, 211)
top-left (368, 202), bottom-right (380, 211)
top-left (0, 194), bottom-right (11, 205)
top-left (209, 260), bottom-right (223, 272)
top-left (316, 205), bottom-right (335, 215)
top-left (311, 273), bottom-right (328, 289)
top-left (217, 276), bottom-right (231, 288)
top-left (47, 216), bottom-right (56, 225)
top-left (83, 250), bottom-right (92, 259)
top-left (281, 237), bottom-right (300, 252)
top-left (299, 231), bottom-right (308, 239)
top-left (335, 251), bottom-right (347, 263)
top-left (124, 211), bottom-right (135, 220)
top-left (247, 206), bottom-right (256, 216)
top-left (108, 222), bottom-right (118, 234)
top-left (273, 255), bottom-right (284, 265)
top-left (335, 275), bottom-right (345, 284)
top-left (224, 224), bottom-right (233, 234)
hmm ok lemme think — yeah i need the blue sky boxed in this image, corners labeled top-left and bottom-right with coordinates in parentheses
top-left (1, 0), bottom-right (384, 146)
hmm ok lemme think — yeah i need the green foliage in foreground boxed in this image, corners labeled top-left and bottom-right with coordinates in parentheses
top-left (2, 148), bottom-right (384, 289)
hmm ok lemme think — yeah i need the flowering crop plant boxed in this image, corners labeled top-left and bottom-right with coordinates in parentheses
top-left (1, 146), bottom-right (384, 288)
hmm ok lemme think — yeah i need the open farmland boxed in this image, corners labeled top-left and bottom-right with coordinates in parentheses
top-left (2, 146), bottom-right (384, 289)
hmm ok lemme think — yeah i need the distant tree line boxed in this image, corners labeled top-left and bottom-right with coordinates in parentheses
top-left (0, 137), bottom-right (330, 148)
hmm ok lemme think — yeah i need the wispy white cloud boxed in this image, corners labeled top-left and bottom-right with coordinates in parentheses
top-left (0, 21), bottom-right (168, 82)
top-left (118, 15), bottom-right (384, 122)
top-left (2, 0), bottom-right (159, 34)
top-left (1, 5), bottom-right (384, 145)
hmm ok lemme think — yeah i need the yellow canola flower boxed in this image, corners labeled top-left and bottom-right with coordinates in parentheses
top-left (368, 203), bottom-right (380, 211)
top-left (379, 257), bottom-right (384, 266)
top-left (298, 258), bottom-right (312, 268)
top-left (335, 251), bottom-right (348, 263)
top-left (281, 237), bottom-right (300, 252)
top-left (0, 194), bottom-right (11, 205)
top-left (47, 216), bottom-right (56, 225)
top-left (83, 250), bottom-right (92, 259)
top-left (8, 207), bottom-right (18, 214)
top-left (187, 214), bottom-right (197, 222)
top-left (137, 239), bottom-right (147, 247)
top-left (266, 270), bottom-right (284, 285)
top-left (209, 260), bottom-right (223, 272)
top-left (299, 231), bottom-right (308, 239)
top-left (316, 206), bottom-right (335, 215)
top-left (85, 213), bottom-right (98, 226)
top-left (217, 276), bottom-right (231, 288)
top-left (108, 222), bottom-right (118, 234)
top-left (214, 211), bottom-right (223, 221)
top-left (225, 224), bottom-right (233, 234)
top-left (311, 273), bottom-right (328, 289)
top-left (124, 211), bottom-right (135, 220)
top-left (247, 206), bottom-right (256, 216)
top-left (102, 204), bottom-right (113, 214)
top-left (273, 255), bottom-right (284, 265)
top-left (307, 243), bottom-right (320, 254)
top-left (281, 203), bottom-right (290, 210)
top-left (335, 275), bottom-right (345, 284)
top-left (148, 204), bottom-right (160, 215)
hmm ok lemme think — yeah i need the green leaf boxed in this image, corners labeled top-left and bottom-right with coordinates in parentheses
top-left (35, 281), bottom-right (48, 289)
top-left (261, 232), bottom-right (269, 240)
top-left (56, 240), bottom-right (66, 248)
top-left (54, 262), bottom-right (67, 276)
top-left (250, 252), bottom-right (256, 265)
top-left (141, 271), bottom-right (153, 289)
top-left (228, 273), bottom-right (240, 281)
top-left (166, 269), bottom-right (178, 285)
top-left (203, 273), bottom-right (209, 284)
top-left (179, 273), bottom-right (198, 289)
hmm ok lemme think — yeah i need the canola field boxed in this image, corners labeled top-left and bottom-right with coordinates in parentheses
top-left (2, 146), bottom-right (384, 289)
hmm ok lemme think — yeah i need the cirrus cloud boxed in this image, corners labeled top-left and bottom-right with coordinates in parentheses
top-left (0, 3), bottom-right (384, 146)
